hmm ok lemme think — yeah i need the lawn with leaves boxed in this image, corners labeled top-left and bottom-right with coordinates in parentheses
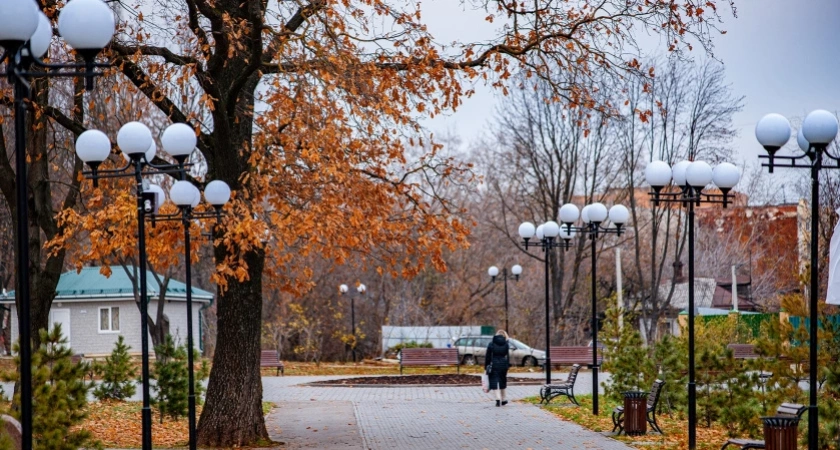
top-left (525, 395), bottom-right (735, 450)
top-left (73, 401), bottom-right (277, 448)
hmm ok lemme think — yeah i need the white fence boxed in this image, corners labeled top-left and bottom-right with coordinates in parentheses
top-left (381, 326), bottom-right (486, 353)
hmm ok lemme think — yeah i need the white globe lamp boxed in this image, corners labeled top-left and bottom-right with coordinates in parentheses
top-left (0, 0), bottom-right (39, 48)
top-left (608, 205), bottom-right (629, 225)
top-left (645, 161), bottom-right (672, 189)
top-left (802, 110), bottom-right (839, 146)
top-left (160, 123), bottom-right (196, 162)
top-left (58, 0), bottom-right (116, 58)
top-left (587, 203), bottom-right (608, 223)
top-left (672, 160), bottom-right (692, 187)
top-left (204, 180), bottom-right (231, 207)
top-left (559, 203), bottom-right (580, 224)
top-left (686, 161), bottom-right (713, 188)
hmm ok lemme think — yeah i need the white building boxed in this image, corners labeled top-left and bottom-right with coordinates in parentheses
top-left (2, 266), bottom-right (213, 357)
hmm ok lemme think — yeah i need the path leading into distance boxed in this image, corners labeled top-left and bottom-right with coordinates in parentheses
top-left (262, 372), bottom-right (632, 449)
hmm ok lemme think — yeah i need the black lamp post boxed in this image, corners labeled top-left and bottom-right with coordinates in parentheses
top-left (517, 221), bottom-right (573, 385)
top-left (755, 110), bottom-right (840, 450)
top-left (339, 283), bottom-right (366, 362)
top-left (488, 265), bottom-right (522, 333)
top-left (557, 202), bottom-right (629, 416)
top-left (0, 2), bottom-right (115, 448)
top-left (145, 158), bottom-right (231, 450)
top-left (644, 158), bottom-right (740, 450)
top-left (76, 122), bottom-right (199, 450)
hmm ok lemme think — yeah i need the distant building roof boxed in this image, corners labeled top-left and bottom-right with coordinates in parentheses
top-left (657, 277), bottom-right (717, 310)
top-left (3, 266), bottom-right (213, 302)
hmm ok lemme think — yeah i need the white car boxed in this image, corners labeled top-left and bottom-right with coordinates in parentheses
top-left (453, 336), bottom-right (546, 367)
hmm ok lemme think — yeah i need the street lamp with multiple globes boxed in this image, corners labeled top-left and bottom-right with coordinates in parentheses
top-left (517, 220), bottom-right (574, 384)
top-left (339, 283), bottom-right (366, 362)
top-left (75, 121), bottom-right (200, 450)
top-left (558, 202), bottom-right (629, 416)
top-left (487, 264), bottom-right (522, 333)
top-left (755, 109), bottom-right (839, 450)
top-left (644, 159), bottom-right (740, 450)
top-left (147, 174), bottom-right (231, 450)
top-left (0, 1), bottom-right (115, 448)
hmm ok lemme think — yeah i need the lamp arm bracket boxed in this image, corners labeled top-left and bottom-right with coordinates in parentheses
top-left (18, 69), bottom-right (106, 78)
top-left (27, 57), bottom-right (110, 71)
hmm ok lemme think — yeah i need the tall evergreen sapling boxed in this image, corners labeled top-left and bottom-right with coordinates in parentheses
top-left (31, 325), bottom-right (101, 449)
top-left (94, 335), bottom-right (137, 401)
top-left (153, 335), bottom-right (189, 423)
top-left (600, 303), bottom-right (656, 403)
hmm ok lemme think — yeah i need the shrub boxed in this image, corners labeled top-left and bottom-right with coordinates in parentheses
top-left (93, 335), bottom-right (137, 401)
top-left (387, 341), bottom-right (433, 357)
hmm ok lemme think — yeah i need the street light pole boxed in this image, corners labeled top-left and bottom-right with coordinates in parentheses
top-left (0, 3), bottom-right (115, 447)
top-left (755, 110), bottom-right (840, 450)
top-left (558, 202), bottom-right (628, 416)
top-left (76, 121), bottom-right (202, 450)
top-left (488, 265), bottom-right (522, 333)
top-left (339, 283), bottom-right (366, 362)
top-left (644, 159), bottom-right (741, 450)
top-left (154, 177), bottom-right (231, 450)
top-left (518, 221), bottom-right (572, 385)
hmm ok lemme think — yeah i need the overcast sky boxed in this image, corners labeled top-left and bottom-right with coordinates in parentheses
top-left (418, 0), bottom-right (840, 200)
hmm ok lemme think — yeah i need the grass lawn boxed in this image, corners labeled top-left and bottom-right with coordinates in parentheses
top-left (524, 395), bottom-right (738, 450)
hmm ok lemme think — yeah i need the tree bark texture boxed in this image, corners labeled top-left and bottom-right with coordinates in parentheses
top-left (196, 248), bottom-right (267, 445)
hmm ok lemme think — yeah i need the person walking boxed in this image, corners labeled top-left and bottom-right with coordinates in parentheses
top-left (485, 330), bottom-right (511, 407)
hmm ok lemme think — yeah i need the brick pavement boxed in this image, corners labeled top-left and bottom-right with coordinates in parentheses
top-left (264, 372), bottom-right (632, 449)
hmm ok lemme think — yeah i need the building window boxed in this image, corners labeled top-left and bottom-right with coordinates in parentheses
top-left (99, 307), bottom-right (120, 333)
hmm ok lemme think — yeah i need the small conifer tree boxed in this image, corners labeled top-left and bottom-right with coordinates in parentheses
top-left (93, 335), bottom-right (137, 401)
top-left (152, 334), bottom-right (189, 422)
top-left (652, 333), bottom-right (687, 415)
top-left (29, 324), bottom-right (101, 449)
top-left (601, 301), bottom-right (657, 403)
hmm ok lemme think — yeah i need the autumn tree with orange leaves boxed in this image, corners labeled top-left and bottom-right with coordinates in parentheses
top-left (24, 0), bottom-right (740, 445)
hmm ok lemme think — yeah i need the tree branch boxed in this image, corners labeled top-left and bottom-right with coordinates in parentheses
top-left (112, 42), bottom-right (202, 68)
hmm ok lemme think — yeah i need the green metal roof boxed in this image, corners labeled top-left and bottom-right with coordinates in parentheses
top-left (5, 266), bottom-right (213, 301)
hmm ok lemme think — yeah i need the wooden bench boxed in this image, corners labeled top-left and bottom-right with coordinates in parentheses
top-left (720, 403), bottom-right (806, 450)
top-left (260, 350), bottom-right (285, 376)
top-left (399, 348), bottom-right (460, 375)
top-left (728, 344), bottom-right (758, 359)
top-left (549, 346), bottom-right (603, 367)
top-left (612, 379), bottom-right (666, 435)
top-left (539, 364), bottom-right (582, 405)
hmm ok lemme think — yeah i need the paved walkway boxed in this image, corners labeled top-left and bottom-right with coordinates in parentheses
top-left (262, 372), bottom-right (631, 449)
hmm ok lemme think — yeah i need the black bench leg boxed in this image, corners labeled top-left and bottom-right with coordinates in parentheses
top-left (611, 411), bottom-right (622, 433)
top-left (568, 388), bottom-right (579, 406)
top-left (648, 411), bottom-right (663, 434)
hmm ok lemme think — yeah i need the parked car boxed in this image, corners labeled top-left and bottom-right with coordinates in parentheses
top-left (453, 335), bottom-right (546, 367)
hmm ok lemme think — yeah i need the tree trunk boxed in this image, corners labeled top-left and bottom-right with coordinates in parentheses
top-left (196, 247), bottom-right (268, 446)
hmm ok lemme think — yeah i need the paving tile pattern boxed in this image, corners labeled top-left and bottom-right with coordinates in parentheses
top-left (263, 372), bottom-right (632, 449)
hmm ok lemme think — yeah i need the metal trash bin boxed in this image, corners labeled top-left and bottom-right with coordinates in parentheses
top-left (623, 391), bottom-right (649, 436)
top-left (762, 416), bottom-right (799, 450)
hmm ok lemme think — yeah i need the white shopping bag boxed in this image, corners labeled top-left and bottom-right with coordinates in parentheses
top-left (828, 209), bottom-right (840, 305)
top-left (481, 373), bottom-right (489, 393)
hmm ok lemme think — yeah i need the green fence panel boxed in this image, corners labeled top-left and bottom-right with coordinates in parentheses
top-left (698, 313), bottom-right (776, 339)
